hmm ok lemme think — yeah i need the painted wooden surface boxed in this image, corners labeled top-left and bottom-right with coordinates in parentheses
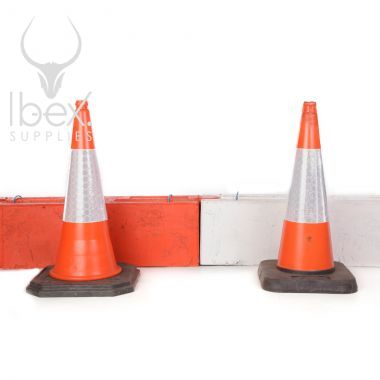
top-left (0, 196), bottom-right (202, 268)
top-left (200, 195), bottom-right (380, 267)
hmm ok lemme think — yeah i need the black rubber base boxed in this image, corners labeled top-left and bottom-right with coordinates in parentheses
top-left (26, 263), bottom-right (139, 297)
top-left (258, 260), bottom-right (357, 294)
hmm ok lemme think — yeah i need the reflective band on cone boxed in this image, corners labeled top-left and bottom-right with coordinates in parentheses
top-left (49, 100), bottom-right (121, 281)
top-left (277, 102), bottom-right (334, 273)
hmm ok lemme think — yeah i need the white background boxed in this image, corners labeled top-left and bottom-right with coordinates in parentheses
top-left (1, 266), bottom-right (379, 380)
top-left (1, 0), bottom-right (380, 197)
top-left (0, 1), bottom-right (379, 380)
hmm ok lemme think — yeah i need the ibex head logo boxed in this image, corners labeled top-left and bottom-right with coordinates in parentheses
top-left (21, 18), bottom-right (81, 99)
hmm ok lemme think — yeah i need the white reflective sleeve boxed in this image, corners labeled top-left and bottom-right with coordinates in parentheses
top-left (286, 148), bottom-right (328, 223)
top-left (63, 149), bottom-right (107, 223)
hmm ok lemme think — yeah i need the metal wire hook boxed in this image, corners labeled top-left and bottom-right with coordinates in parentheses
top-left (13, 195), bottom-right (22, 203)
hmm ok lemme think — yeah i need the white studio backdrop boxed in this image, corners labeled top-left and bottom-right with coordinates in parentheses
top-left (0, 0), bottom-right (379, 197)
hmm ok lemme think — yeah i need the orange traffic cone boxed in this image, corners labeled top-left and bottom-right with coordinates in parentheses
top-left (27, 100), bottom-right (139, 297)
top-left (258, 101), bottom-right (357, 293)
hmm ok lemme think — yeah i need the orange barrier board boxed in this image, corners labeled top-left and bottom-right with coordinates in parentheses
top-left (0, 196), bottom-right (207, 269)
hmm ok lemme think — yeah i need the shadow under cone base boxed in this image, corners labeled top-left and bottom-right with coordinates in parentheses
top-left (26, 263), bottom-right (139, 297)
top-left (258, 260), bottom-right (357, 294)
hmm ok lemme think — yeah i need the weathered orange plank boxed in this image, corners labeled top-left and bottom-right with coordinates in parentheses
top-left (0, 196), bottom-right (209, 268)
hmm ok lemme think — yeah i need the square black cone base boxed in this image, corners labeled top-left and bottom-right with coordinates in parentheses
top-left (258, 260), bottom-right (357, 294)
top-left (26, 263), bottom-right (139, 297)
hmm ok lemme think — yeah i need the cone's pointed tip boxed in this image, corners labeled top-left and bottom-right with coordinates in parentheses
top-left (75, 100), bottom-right (88, 109)
top-left (297, 100), bottom-right (321, 149)
top-left (302, 101), bottom-right (317, 114)
top-left (71, 100), bottom-right (94, 149)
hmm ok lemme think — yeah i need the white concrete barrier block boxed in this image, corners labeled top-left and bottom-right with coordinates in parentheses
top-left (200, 195), bottom-right (380, 267)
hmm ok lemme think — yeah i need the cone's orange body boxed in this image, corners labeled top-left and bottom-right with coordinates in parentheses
top-left (277, 101), bottom-right (334, 273)
top-left (49, 100), bottom-right (121, 281)
top-left (277, 221), bottom-right (333, 272)
top-left (50, 221), bottom-right (121, 281)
